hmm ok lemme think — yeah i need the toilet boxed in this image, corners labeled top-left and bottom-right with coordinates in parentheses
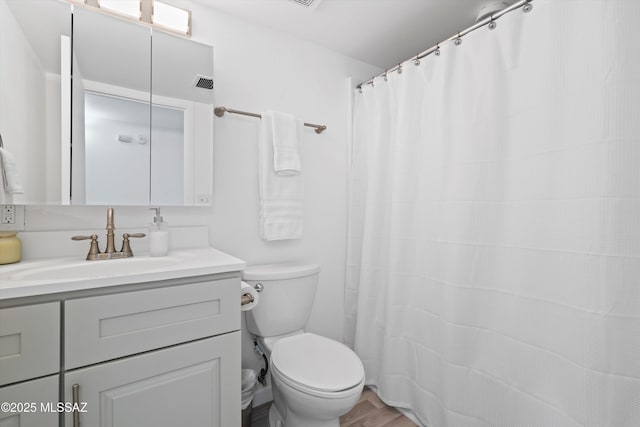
top-left (242, 263), bottom-right (365, 427)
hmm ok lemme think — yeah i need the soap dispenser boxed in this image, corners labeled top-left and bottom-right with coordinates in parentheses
top-left (148, 208), bottom-right (169, 257)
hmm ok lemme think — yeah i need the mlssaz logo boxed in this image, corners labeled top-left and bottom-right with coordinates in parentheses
top-left (40, 402), bottom-right (89, 413)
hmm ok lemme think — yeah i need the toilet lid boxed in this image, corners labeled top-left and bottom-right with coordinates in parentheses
top-left (271, 333), bottom-right (364, 392)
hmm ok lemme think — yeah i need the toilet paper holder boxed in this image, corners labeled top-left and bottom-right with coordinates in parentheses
top-left (241, 293), bottom-right (254, 306)
top-left (241, 282), bottom-right (262, 307)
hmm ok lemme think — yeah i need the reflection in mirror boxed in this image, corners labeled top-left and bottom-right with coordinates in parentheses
top-left (0, 0), bottom-right (71, 204)
top-left (71, 7), bottom-right (151, 205)
top-left (0, 1), bottom-right (214, 206)
top-left (72, 6), bottom-right (214, 206)
top-left (84, 92), bottom-right (185, 205)
top-left (152, 30), bottom-right (214, 206)
top-left (84, 92), bottom-right (151, 205)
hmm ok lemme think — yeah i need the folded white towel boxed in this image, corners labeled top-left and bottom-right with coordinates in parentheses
top-left (259, 112), bottom-right (303, 240)
top-left (260, 200), bottom-right (303, 241)
top-left (0, 147), bottom-right (24, 195)
top-left (264, 110), bottom-right (301, 176)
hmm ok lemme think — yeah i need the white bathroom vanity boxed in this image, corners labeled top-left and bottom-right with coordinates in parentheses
top-left (0, 247), bottom-right (245, 427)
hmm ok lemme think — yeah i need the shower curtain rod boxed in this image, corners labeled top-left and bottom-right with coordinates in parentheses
top-left (357, 0), bottom-right (533, 89)
top-left (214, 106), bottom-right (327, 134)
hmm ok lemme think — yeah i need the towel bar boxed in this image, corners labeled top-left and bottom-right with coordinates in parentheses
top-left (214, 106), bottom-right (326, 134)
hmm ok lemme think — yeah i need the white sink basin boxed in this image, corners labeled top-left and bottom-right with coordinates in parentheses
top-left (0, 247), bottom-right (246, 300)
top-left (3, 256), bottom-right (180, 281)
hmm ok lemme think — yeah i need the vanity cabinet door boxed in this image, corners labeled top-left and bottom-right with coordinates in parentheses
top-left (64, 332), bottom-right (240, 427)
top-left (0, 375), bottom-right (59, 427)
top-left (0, 303), bottom-right (60, 386)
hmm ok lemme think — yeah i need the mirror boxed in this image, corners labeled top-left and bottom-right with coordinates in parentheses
top-left (0, 0), bottom-right (214, 206)
top-left (151, 30), bottom-right (214, 206)
top-left (72, 6), bottom-right (214, 206)
top-left (0, 0), bottom-right (71, 204)
top-left (71, 7), bottom-right (151, 205)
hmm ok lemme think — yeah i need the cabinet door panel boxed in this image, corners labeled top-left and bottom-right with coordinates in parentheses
top-left (103, 361), bottom-right (218, 426)
top-left (0, 375), bottom-right (58, 427)
top-left (65, 279), bottom-right (239, 369)
top-left (65, 332), bottom-right (240, 427)
top-left (0, 303), bottom-right (59, 386)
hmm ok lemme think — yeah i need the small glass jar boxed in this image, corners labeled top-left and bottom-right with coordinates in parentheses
top-left (0, 232), bottom-right (22, 265)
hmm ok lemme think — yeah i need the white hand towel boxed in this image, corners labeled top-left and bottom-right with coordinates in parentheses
top-left (265, 110), bottom-right (301, 176)
top-left (259, 112), bottom-right (303, 240)
top-left (0, 147), bottom-right (24, 195)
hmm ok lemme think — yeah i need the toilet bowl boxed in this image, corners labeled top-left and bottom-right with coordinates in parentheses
top-left (242, 263), bottom-right (365, 427)
top-left (267, 332), bottom-right (364, 427)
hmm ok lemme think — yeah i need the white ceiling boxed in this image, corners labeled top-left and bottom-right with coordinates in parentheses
top-left (192, 0), bottom-right (518, 70)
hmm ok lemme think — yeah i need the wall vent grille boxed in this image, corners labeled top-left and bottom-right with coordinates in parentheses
top-left (193, 75), bottom-right (214, 90)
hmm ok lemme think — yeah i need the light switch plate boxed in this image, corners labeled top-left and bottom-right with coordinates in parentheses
top-left (0, 205), bottom-right (25, 231)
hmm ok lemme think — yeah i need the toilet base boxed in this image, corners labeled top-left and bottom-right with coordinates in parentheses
top-left (269, 403), bottom-right (340, 427)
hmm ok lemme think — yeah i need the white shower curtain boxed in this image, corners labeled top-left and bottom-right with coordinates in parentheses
top-left (346, 1), bottom-right (640, 426)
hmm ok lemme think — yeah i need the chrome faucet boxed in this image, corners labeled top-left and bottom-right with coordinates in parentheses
top-left (71, 208), bottom-right (146, 261)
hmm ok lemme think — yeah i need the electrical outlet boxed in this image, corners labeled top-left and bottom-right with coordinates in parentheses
top-left (0, 205), bottom-right (24, 231)
top-left (2, 205), bottom-right (15, 224)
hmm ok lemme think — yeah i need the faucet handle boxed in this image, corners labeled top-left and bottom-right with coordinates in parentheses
top-left (126, 233), bottom-right (146, 238)
top-left (71, 234), bottom-right (100, 260)
top-left (71, 234), bottom-right (97, 240)
top-left (121, 233), bottom-right (146, 257)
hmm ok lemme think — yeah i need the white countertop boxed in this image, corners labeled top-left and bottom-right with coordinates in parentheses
top-left (0, 247), bottom-right (246, 300)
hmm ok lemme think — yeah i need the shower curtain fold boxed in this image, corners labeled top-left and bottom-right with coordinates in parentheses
top-left (346, 1), bottom-right (640, 426)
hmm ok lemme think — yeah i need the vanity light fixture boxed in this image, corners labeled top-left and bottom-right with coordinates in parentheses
top-left (152, 1), bottom-right (191, 36)
top-left (97, 0), bottom-right (141, 19)
top-left (69, 0), bottom-right (192, 37)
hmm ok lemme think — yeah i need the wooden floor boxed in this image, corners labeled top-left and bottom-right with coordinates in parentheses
top-left (251, 403), bottom-right (271, 427)
top-left (251, 387), bottom-right (418, 427)
top-left (340, 388), bottom-right (418, 427)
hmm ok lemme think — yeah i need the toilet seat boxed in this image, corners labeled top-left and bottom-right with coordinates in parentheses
top-left (271, 333), bottom-right (364, 397)
top-left (272, 363), bottom-right (364, 401)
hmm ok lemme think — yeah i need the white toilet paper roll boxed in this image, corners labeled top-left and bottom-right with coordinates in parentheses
top-left (241, 281), bottom-right (259, 311)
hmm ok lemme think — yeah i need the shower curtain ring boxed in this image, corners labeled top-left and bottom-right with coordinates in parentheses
top-left (434, 44), bottom-right (441, 56)
top-left (454, 33), bottom-right (463, 46)
top-left (383, 72), bottom-right (388, 81)
top-left (488, 18), bottom-right (497, 30)
top-left (523, 1), bottom-right (533, 13)
top-left (397, 63), bottom-right (403, 74)
top-left (414, 54), bottom-right (420, 66)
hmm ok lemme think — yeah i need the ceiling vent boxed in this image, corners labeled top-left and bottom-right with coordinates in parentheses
top-left (288, 0), bottom-right (323, 9)
top-left (193, 75), bottom-right (214, 90)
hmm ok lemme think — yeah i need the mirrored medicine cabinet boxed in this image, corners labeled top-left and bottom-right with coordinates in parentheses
top-left (0, 0), bottom-right (214, 206)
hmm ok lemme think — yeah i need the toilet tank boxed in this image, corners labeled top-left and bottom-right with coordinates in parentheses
top-left (242, 263), bottom-right (320, 338)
